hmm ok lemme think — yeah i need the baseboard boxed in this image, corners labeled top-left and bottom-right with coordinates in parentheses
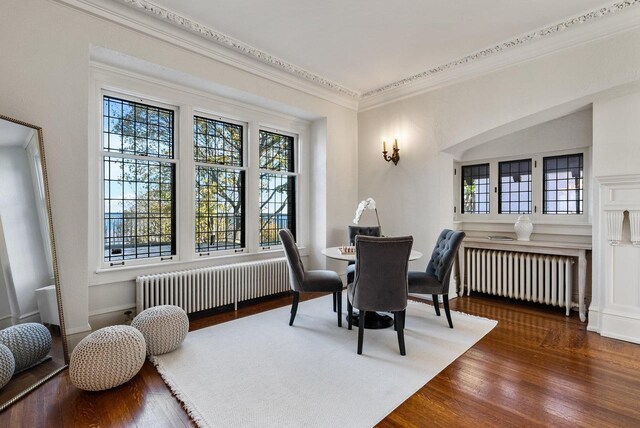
top-left (89, 305), bottom-right (136, 331)
top-left (598, 308), bottom-right (640, 344)
top-left (65, 324), bottom-right (93, 350)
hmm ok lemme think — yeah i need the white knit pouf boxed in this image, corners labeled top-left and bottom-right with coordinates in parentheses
top-left (69, 325), bottom-right (146, 391)
top-left (132, 305), bottom-right (189, 356)
top-left (0, 323), bottom-right (51, 373)
top-left (0, 343), bottom-right (15, 389)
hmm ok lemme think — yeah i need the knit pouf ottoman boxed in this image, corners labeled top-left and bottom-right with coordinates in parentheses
top-left (132, 305), bottom-right (189, 356)
top-left (0, 323), bottom-right (51, 373)
top-left (0, 343), bottom-right (15, 389)
top-left (70, 325), bottom-right (146, 391)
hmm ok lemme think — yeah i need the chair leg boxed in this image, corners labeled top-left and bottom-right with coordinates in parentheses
top-left (357, 311), bottom-right (366, 355)
top-left (336, 292), bottom-right (342, 327)
top-left (393, 312), bottom-right (397, 331)
top-left (396, 310), bottom-right (406, 356)
top-left (333, 292), bottom-right (337, 313)
top-left (443, 294), bottom-right (453, 328)
top-left (347, 300), bottom-right (353, 330)
top-left (289, 292), bottom-right (300, 326)
top-left (432, 294), bottom-right (441, 316)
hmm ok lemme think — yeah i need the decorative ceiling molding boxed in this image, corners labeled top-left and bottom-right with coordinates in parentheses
top-left (109, 0), bottom-right (640, 105)
top-left (361, 0), bottom-right (640, 98)
top-left (115, 0), bottom-right (360, 99)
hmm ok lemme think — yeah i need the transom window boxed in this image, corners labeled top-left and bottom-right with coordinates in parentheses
top-left (461, 164), bottom-right (490, 214)
top-left (499, 159), bottom-right (532, 214)
top-left (194, 116), bottom-right (246, 253)
top-left (259, 130), bottom-right (297, 247)
top-left (102, 95), bottom-right (176, 264)
top-left (543, 154), bottom-right (583, 214)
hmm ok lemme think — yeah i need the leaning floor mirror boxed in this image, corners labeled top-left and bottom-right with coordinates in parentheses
top-left (0, 115), bottom-right (68, 411)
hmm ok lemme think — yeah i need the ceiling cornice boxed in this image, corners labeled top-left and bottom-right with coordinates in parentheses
top-left (61, 0), bottom-right (640, 111)
top-left (115, 0), bottom-right (360, 99)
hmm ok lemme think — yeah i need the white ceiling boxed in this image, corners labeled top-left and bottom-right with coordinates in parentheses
top-left (0, 118), bottom-right (32, 148)
top-left (151, 0), bottom-right (613, 94)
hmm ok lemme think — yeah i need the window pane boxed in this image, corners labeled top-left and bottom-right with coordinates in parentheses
top-left (103, 157), bottom-right (175, 262)
top-left (103, 96), bottom-right (174, 159)
top-left (259, 130), bottom-right (294, 172)
top-left (498, 159), bottom-right (532, 214)
top-left (543, 154), bottom-right (583, 214)
top-left (461, 164), bottom-right (490, 214)
top-left (193, 116), bottom-right (243, 166)
top-left (260, 173), bottom-right (296, 246)
top-left (195, 166), bottom-right (245, 252)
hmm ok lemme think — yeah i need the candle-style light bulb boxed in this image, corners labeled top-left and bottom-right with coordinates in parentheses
top-left (393, 139), bottom-right (398, 150)
top-left (383, 140), bottom-right (387, 152)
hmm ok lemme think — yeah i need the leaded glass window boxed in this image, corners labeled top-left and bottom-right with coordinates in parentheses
top-left (543, 154), bottom-right (583, 214)
top-left (102, 95), bottom-right (176, 264)
top-left (259, 130), bottom-right (296, 246)
top-left (194, 116), bottom-right (245, 253)
top-left (498, 159), bottom-right (532, 214)
top-left (461, 164), bottom-right (490, 214)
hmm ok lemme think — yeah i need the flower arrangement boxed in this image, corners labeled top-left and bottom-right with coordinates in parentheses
top-left (353, 197), bottom-right (382, 232)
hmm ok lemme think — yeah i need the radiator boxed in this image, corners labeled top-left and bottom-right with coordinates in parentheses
top-left (465, 249), bottom-right (574, 315)
top-left (136, 258), bottom-right (289, 314)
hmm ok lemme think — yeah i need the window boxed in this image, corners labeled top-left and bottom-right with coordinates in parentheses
top-left (259, 130), bottom-right (297, 246)
top-left (543, 154), bottom-right (583, 214)
top-left (461, 164), bottom-right (490, 214)
top-left (498, 159), bottom-right (532, 214)
top-left (102, 95), bottom-right (176, 264)
top-left (194, 115), bottom-right (245, 253)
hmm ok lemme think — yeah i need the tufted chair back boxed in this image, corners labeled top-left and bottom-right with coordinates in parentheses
top-left (278, 229), bottom-right (304, 291)
top-left (425, 229), bottom-right (466, 285)
top-left (348, 225), bottom-right (381, 245)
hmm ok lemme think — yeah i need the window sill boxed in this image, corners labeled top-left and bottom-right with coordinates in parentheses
top-left (90, 247), bottom-right (307, 286)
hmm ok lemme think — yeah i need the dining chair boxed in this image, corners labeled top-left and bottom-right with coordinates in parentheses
top-left (347, 235), bottom-right (413, 355)
top-left (345, 225), bottom-right (381, 286)
top-left (407, 229), bottom-right (465, 328)
top-left (278, 229), bottom-right (344, 327)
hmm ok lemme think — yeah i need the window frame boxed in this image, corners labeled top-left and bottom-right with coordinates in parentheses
top-left (257, 127), bottom-right (299, 249)
top-left (89, 65), bottom-right (309, 278)
top-left (99, 90), bottom-right (180, 269)
top-left (455, 147), bottom-right (590, 225)
top-left (192, 112), bottom-right (248, 258)
top-left (498, 158), bottom-right (532, 215)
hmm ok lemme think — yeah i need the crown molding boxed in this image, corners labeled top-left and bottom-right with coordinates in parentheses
top-left (56, 0), bottom-right (360, 110)
top-left (359, 0), bottom-right (640, 111)
top-left (57, 0), bottom-right (640, 112)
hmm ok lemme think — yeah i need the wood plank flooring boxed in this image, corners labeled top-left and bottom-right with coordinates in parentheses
top-left (2, 293), bottom-right (639, 427)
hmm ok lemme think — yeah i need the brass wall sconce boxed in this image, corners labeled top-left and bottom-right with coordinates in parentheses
top-left (382, 139), bottom-right (400, 165)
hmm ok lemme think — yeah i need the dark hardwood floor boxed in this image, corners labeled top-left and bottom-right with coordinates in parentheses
top-left (2, 292), bottom-right (639, 427)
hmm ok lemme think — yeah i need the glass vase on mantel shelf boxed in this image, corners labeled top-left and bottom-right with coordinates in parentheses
top-left (514, 215), bottom-right (533, 241)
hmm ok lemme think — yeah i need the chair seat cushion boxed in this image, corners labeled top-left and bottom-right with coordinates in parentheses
top-left (408, 271), bottom-right (442, 294)
top-left (302, 270), bottom-right (343, 292)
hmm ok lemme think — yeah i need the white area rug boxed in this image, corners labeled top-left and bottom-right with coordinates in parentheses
top-left (151, 293), bottom-right (497, 428)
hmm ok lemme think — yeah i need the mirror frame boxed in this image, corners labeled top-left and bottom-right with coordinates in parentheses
top-left (0, 114), bottom-right (68, 412)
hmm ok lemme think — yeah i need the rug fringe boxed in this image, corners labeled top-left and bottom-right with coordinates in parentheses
top-left (149, 355), bottom-right (209, 427)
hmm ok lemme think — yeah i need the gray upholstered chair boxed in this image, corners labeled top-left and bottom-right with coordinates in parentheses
top-left (279, 229), bottom-right (343, 327)
top-left (345, 225), bottom-right (381, 287)
top-left (347, 235), bottom-right (413, 355)
top-left (408, 229), bottom-right (465, 328)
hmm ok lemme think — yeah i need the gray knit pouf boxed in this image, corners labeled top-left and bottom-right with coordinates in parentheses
top-left (0, 323), bottom-right (51, 373)
top-left (132, 305), bottom-right (189, 356)
top-left (69, 325), bottom-right (146, 391)
top-left (0, 343), bottom-right (15, 389)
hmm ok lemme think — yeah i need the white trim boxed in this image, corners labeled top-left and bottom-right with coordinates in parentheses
top-left (89, 303), bottom-right (136, 317)
top-left (89, 64), bottom-right (311, 284)
top-left (58, 0), bottom-right (640, 111)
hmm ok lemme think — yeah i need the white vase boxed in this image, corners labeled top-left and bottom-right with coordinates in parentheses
top-left (514, 215), bottom-right (533, 241)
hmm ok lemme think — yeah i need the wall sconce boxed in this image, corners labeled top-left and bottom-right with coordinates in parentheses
top-left (382, 139), bottom-right (400, 165)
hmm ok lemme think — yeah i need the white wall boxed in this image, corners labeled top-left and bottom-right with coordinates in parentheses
top-left (0, 147), bottom-right (51, 322)
top-left (358, 26), bottom-right (640, 340)
top-left (0, 0), bottom-right (358, 343)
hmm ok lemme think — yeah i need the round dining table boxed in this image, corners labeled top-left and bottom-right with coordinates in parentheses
top-left (321, 246), bottom-right (423, 329)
